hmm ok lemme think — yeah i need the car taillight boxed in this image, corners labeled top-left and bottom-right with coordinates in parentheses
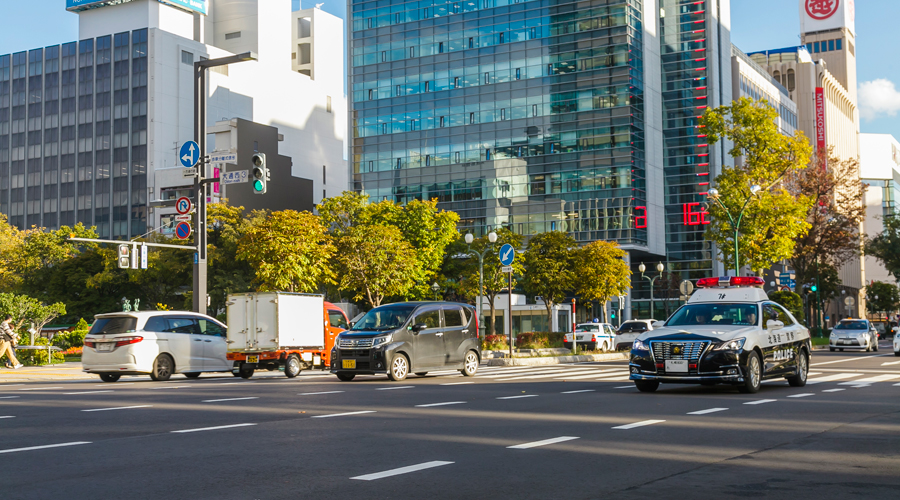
top-left (592, 335), bottom-right (596, 342)
top-left (114, 336), bottom-right (143, 347)
top-left (84, 340), bottom-right (95, 348)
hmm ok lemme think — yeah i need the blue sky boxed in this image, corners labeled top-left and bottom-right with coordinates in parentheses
top-left (1, 0), bottom-right (897, 139)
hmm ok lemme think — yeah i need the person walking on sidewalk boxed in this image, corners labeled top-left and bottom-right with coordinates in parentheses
top-left (0, 315), bottom-right (23, 370)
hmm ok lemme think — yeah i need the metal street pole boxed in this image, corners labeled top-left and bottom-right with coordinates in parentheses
top-left (508, 268), bottom-right (513, 359)
top-left (192, 52), bottom-right (256, 314)
top-left (465, 232), bottom-right (496, 339)
top-left (707, 185), bottom-right (761, 276)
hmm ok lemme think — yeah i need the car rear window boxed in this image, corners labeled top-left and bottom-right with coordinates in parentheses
top-left (576, 324), bottom-right (600, 332)
top-left (619, 322), bottom-right (647, 332)
top-left (89, 317), bottom-right (137, 335)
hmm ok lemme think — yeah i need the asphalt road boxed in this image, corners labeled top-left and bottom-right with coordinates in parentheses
top-left (3, 342), bottom-right (899, 500)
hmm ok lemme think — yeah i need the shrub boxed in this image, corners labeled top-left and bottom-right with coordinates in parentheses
top-left (16, 337), bottom-right (65, 366)
top-left (483, 334), bottom-right (508, 351)
top-left (515, 331), bottom-right (566, 349)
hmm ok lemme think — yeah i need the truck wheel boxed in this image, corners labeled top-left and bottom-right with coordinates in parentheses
top-left (150, 354), bottom-right (174, 381)
top-left (787, 349), bottom-right (809, 387)
top-left (388, 354), bottom-right (409, 381)
top-left (285, 354), bottom-right (302, 378)
top-left (634, 380), bottom-right (659, 392)
top-left (336, 372), bottom-right (355, 381)
top-left (460, 351), bottom-right (479, 377)
top-left (239, 362), bottom-right (255, 379)
top-left (99, 373), bottom-right (120, 383)
top-left (737, 351), bottom-right (762, 394)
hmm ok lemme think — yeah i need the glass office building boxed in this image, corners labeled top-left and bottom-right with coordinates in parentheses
top-left (0, 29), bottom-right (148, 238)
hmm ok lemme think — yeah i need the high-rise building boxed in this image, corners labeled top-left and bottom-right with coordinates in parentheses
top-left (0, 0), bottom-right (346, 238)
top-left (348, 0), bottom-right (734, 319)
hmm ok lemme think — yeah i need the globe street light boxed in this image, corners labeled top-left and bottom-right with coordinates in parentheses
top-left (465, 231), bottom-right (497, 336)
top-left (706, 184), bottom-right (762, 276)
top-left (431, 281), bottom-right (441, 301)
top-left (639, 262), bottom-right (665, 320)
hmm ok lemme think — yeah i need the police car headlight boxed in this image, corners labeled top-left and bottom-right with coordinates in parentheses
top-left (633, 339), bottom-right (649, 351)
top-left (713, 337), bottom-right (746, 351)
top-left (372, 334), bottom-right (392, 346)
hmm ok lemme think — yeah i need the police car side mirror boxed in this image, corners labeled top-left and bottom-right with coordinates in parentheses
top-left (767, 320), bottom-right (784, 331)
top-left (652, 321), bottom-right (665, 328)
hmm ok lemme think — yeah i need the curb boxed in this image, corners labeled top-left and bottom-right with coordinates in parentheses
top-left (486, 352), bottom-right (629, 366)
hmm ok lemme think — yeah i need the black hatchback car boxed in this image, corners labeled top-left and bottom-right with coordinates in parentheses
top-left (330, 302), bottom-right (480, 381)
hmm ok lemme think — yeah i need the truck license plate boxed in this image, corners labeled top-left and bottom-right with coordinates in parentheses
top-left (342, 359), bottom-right (356, 369)
top-left (247, 355), bottom-right (259, 364)
top-left (665, 359), bottom-right (688, 372)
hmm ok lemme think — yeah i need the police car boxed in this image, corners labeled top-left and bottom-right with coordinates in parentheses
top-left (629, 276), bottom-right (811, 394)
top-left (563, 322), bottom-right (617, 351)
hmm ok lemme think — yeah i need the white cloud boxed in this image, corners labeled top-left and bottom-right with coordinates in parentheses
top-left (859, 78), bottom-right (900, 120)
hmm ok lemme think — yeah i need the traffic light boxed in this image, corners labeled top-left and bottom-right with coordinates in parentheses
top-left (610, 311), bottom-right (616, 319)
top-left (251, 153), bottom-right (268, 194)
top-left (118, 244), bottom-right (130, 269)
top-left (810, 285), bottom-right (817, 292)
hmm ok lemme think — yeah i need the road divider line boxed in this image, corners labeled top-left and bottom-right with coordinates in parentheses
top-left (0, 396), bottom-right (20, 399)
top-left (496, 395), bottom-right (538, 400)
top-left (375, 386), bottom-right (414, 391)
top-left (838, 382), bottom-right (871, 387)
top-left (82, 405), bottom-right (153, 412)
top-left (613, 420), bottom-right (665, 430)
top-left (0, 416), bottom-right (14, 419)
top-left (743, 399), bottom-right (777, 405)
top-left (440, 382), bottom-right (474, 386)
top-left (17, 387), bottom-right (63, 391)
top-left (171, 423), bottom-right (257, 433)
top-left (822, 388), bottom-right (845, 392)
top-left (0, 442), bottom-right (91, 454)
top-left (64, 390), bottom-right (115, 395)
top-left (201, 397), bottom-right (259, 403)
top-left (0, 384), bottom-right (24, 387)
top-left (507, 436), bottom-right (579, 449)
top-left (881, 360), bottom-right (900, 366)
top-left (806, 373), bottom-right (860, 384)
top-left (96, 383), bottom-right (134, 386)
top-left (687, 408), bottom-right (728, 415)
top-left (312, 411), bottom-right (377, 419)
top-left (299, 391), bottom-right (344, 395)
top-left (613, 385), bottom-right (633, 389)
top-left (852, 374), bottom-right (900, 383)
top-left (787, 393), bottom-right (814, 398)
top-left (561, 390), bottom-right (595, 394)
top-left (351, 461), bottom-right (454, 481)
top-left (150, 385), bottom-right (191, 390)
top-left (415, 401), bottom-right (466, 407)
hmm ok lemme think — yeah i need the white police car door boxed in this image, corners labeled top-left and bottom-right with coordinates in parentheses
top-left (762, 304), bottom-right (793, 376)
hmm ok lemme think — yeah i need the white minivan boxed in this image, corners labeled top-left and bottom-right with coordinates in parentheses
top-left (82, 311), bottom-right (231, 382)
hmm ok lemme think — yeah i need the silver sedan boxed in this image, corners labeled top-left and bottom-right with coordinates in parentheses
top-left (829, 319), bottom-right (878, 352)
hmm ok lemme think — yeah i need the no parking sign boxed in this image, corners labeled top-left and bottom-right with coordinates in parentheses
top-left (174, 221), bottom-right (192, 240)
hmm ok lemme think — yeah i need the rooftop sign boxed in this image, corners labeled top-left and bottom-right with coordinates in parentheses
top-left (800, 0), bottom-right (855, 36)
top-left (67, 0), bottom-right (207, 15)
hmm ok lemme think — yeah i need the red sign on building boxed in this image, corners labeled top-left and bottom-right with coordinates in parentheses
top-left (815, 86), bottom-right (827, 167)
top-left (683, 202), bottom-right (710, 226)
top-left (806, 0), bottom-right (840, 20)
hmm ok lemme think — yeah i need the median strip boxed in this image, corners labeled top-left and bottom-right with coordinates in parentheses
top-left (171, 423), bottom-right (257, 433)
top-left (507, 436), bottom-right (579, 449)
top-left (351, 461), bottom-right (454, 481)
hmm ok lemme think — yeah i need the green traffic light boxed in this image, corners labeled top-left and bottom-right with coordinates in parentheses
top-left (253, 179), bottom-right (264, 192)
top-left (811, 285), bottom-right (817, 292)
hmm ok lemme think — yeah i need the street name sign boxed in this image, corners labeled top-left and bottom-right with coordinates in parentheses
top-left (221, 170), bottom-right (249, 185)
top-left (210, 153), bottom-right (237, 163)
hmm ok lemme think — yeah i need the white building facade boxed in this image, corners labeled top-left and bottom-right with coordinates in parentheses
top-left (860, 133), bottom-right (900, 287)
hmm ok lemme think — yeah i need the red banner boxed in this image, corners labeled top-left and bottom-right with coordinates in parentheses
top-left (815, 87), bottom-right (826, 166)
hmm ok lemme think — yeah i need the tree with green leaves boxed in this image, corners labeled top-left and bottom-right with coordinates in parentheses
top-left (866, 215), bottom-right (900, 282)
top-left (237, 210), bottom-right (335, 293)
top-left (459, 228), bottom-right (524, 335)
top-left (701, 97), bottom-right (812, 274)
top-left (866, 281), bottom-right (900, 316)
top-left (768, 291), bottom-right (804, 324)
top-left (207, 202), bottom-right (265, 315)
top-left (522, 231), bottom-right (576, 332)
top-left (336, 224), bottom-right (418, 307)
top-left (572, 240), bottom-right (631, 322)
top-left (0, 293), bottom-right (66, 345)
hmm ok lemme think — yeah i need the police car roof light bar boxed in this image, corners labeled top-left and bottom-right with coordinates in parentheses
top-left (696, 277), bottom-right (724, 288)
top-left (729, 276), bottom-right (765, 287)
top-left (696, 276), bottom-right (765, 288)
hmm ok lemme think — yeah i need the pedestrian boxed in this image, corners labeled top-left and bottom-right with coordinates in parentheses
top-left (0, 315), bottom-right (23, 370)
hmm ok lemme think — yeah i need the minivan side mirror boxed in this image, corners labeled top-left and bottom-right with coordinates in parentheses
top-left (410, 323), bottom-right (427, 333)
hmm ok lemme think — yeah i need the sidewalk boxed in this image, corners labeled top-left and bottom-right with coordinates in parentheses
top-left (0, 362), bottom-right (95, 383)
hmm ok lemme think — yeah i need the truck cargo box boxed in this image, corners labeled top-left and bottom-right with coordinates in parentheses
top-left (227, 293), bottom-right (325, 352)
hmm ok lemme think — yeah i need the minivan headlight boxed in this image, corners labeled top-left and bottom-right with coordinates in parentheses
top-left (372, 334), bottom-right (392, 346)
top-left (713, 337), bottom-right (746, 351)
top-left (633, 339), bottom-right (649, 351)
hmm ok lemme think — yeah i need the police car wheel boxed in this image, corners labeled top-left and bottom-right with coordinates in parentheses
top-left (634, 380), bottom-right (659, 392)
top-left (787, 349), bottom-right (809, 387)
top-left (737, 351), bottom-right (761, 394)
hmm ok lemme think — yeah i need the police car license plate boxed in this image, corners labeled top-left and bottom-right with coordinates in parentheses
top-left (342, 359), bottom-right (356, 369)
top-left (97, 343), bottom-right (113, 352)
top-left (247, 355), bottom-right (259, 364)
top-left (665, 360), bottom-right (688, 372)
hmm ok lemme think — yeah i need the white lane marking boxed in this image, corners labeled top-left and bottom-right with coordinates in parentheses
top-left (415, 401), bottom-right (467, 407)
top-left (171, 423), bottom-right (257, 433)
top-left (440, 382), bottom-right (474, 386)
top-left (299, 391), bottom-right (344, 396)
top-left (894, 383), bottom-right (900, 387)
top-left (0, 384), bottom-right (24, 387)
top-left (880, 360), bottom-right (900, 366)
top-left (96, 383), bottom-right (134, 387)
top-left (614, 385), bottom-right (634, 389)
top-left (553, 371), bottom-right (630, 381)
top-left (787, 393), bottom-right (815, 398)
top-left (811, 353), bottom-right (893, 366)
top-left (63, 390), bottom-right (115, 395)
top-left (351, 461), bottom-right (454, 481)
top-left (495, 369), bottom-right (610, 381)
top-left (838, 382), bottom-right (871, 387)
top-left (687, 408), bottom-right (728, 415)
top-left (743, 399), bottom-right (777, 405)
top-left (0, 396), bottom-right (20, 399)
top-left (822, 388), bottom-right (845, 393)
top-left (375, 386), bottom-right (414, 391)
top-left (201, 397), bottom-right (259, 403)
top-left (82, 405), bottom-right (153, 412)
top-left (852, 374), bottom-right (900, 383)
top-left (806, 373), bottom-right (861, 384)
top-left (17, 387), bottom-right (63, 391)
top-left (0, 416), bottom-right (14, 419)
top-left (496, 395), bottom-right (538, 400)
top-left (150, 385), bottom-right (191, 390)
top-left (210, 382), bottom-right (255, 385)
top-left (613, 420), bottom-right (665, 430)
top-left (560, 389), bottom-right (595, 394)
top-left (312, 410), bottom-right (377, 419)
top-left (507, 436), bottom-right (579, 449)
top-left (0, 442), bottom-right (91, 454)
top-left (480, 368), bottom-right (568, 378)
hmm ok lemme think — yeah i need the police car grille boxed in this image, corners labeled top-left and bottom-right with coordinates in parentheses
top-left (339, 338), bottom-right (374, 348)
top-left (651, 341), bottom-right (708, 360)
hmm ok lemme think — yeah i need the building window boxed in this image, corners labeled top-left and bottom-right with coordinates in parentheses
top-left (500, 108), bottom-right (505, 120)
top-left (806, 43), bottom-right (813, 53)
top-left (381, 51), bottom-right (386, 62)
top-left (440, 116), bottom-right (445, 127)
top-left (395, 158), bottom-right (401, 169)
top-left (454, 76), bottom-right (459, 88)
top-left (396, 85), bottom-right (401, 96)
top-left (470, 112), bottom-right (475, 124)
top-left (225, 31), bottom-right (241, 40)
top-left (368, 89), bottom-right (374, 100)
top-left (469, 37), bottom-right (474, 49)
top-left (836, 39), bottom-right (842, 50)
top-left (498, 32), bottom-right (504, 44)
top-left (409, 47), bottom-right (415, 58)
top-left (327, 96), bottom-right (332, 113)
top-left (515, 68), bottom-right (521, 80)
top-left (532, 104), bottom-right (537, 117)
top-left (299, 17), bottom-right (311, 38)
top-left (813, 41), bottom-right (819, 52)
top-left (299, 43), bottom-right (311, 64)
top-left (368, 161), bottom-right (373, 172)
top-left (828, 40), bottom-right (835, 51)
top-left (425, 81), bottom-right (430, 92)
top-left (455, 152), bottom-right (460, 163)
top-left (181, 50), bottom-right (193, 65)
top-left (439, 42), bottom-right (444, 54)
top-left (786, 69), bottom-right (795, 92)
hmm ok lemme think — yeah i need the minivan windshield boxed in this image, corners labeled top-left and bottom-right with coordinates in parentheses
top-left (666, 303), bottom-right (758, 327)
top-left (835, 321), bottom-right (868, 330)
top-left (89, 316), bottom-right (138, 335)
top-left (350, 305), bottom-right (417, 331)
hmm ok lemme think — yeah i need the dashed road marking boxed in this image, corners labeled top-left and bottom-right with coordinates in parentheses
top-left (0, 442), bottom-right (91, 454)
top-left (63, 390), bottom-right (114, 395)
top-left (415, 401), bottom-right (466, 407)
top-left (299, 391), bottom-right (344, 395)
top-left (496, 395), bottom-right (538, 400)
top-left (614, 385), bottom-right (634, 389)
top-left (822, 388), bottom-right (845, 393)
top-left (787, 393), bottom-right (814, 398)
top-left (440, 382), bottom-right (474, 386)
top-left (508, 436), bottom-right (579, 449)
top-left (375, 386), bottom-right (414, 391)
top-left (171, 423), bottom-right (257, 433)
top-left (743, 399), bottom-right (777, 405)
top-left (201, 397), bottom-right (259, 403)
top-left (560, 389), bottom-right (595, 394)
top-left (17, 387), bottom-right (63, 391)
top-left (312, 411), bottom-right (377, 419)
top-left (0, 416), bottom-right (14, 419)
top-left (613, 420), bottom-right (665, 430)
top-left (687, 408), bottom-right (728, 415)
top-left (0, 396), bottom-right (20, 399)
top-left (82, 405), bottom-right (152, 412)
top-left (351, 461), bottom-right (454, 481)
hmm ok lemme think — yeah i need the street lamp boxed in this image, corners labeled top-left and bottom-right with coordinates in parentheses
top-left (707, 184), bottom-right (761, 276)
top-left (639, 262), bottom-right (665, 320)
top-left (431, 282), bottom-right (441, 301)
top-left (465, 231), bottom-right (498, 336)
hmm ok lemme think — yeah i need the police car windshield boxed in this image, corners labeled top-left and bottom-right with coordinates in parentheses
top-left (835, 321), bottom-right (867, 330)
top-left (350, 305), bottom-right (416, 331)
top-left (576, 324), bottom-right (600, 332)
top-left (667, 304), bottom-right (758, 327)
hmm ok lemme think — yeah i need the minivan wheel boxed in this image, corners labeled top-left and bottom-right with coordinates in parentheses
top-left (285, 354), bottom-right (302, 378)
top-left (99, 373), bottom-right (120, 383)
top-left (737, 351), bottom-right (762, 394)
top-left (787, 349), bottom-right (809, 387)
top-left (336, 372), bottom-right (355, 381)
top-left (388, 354), bottom-right (409, 381)
top-left (150, 354), bottom-right (174, 382)
top-left (461, 351), bottom-right (479, 377)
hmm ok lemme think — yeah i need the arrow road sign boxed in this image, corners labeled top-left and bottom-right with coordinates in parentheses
top-left (175, 197), bottom-right (193, 215)
top-left (179, 141), bottom-right (200, 168)
top-left (499, 243), bottom-right (515, 266)
top-left (209, 153), bottom-right (237, 163)
top-left (174, 221), bottom-right (192, 240)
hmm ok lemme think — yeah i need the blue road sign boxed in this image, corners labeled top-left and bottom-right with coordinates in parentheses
top-left (179, 141), bottom-right (200, 168)
top-left (174, 221), bottom-right (192, 240)
top-left (499, 243), bottom-right (515, 266)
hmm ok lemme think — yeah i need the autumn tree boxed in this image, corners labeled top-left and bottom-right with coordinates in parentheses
top-left (459, 228), bottom-right (524, 335)
top-left (866, 214), bottom-right (900, 281)
top-left (701, 97), bottom-right (812, 274)
top-left (237, 210), bottom-right (335, 293)
top-left (336, 224), bottom-right (418, 307)
top-left (521, 231), bottom-right (576, 332)
top-left (572, 240), bottom-right (631, 322)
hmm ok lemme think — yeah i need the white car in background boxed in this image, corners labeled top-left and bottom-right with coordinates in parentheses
top-left (829, 319), bottom-right (878, 352)
top-left (615, 319), bottom-right (658, 351)
top-left (564, 323), bottom-right (617, 351)
top-left (893, 333), bottom-right (899, 357)
top-left (83, 311), bottom-right (231, 382)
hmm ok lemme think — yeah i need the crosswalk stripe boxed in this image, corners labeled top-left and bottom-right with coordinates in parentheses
top-left (480, 368), bottom-right (570, 378)
top-left (553, 370), bottom-right (628, 380)
top-left (806, 373), bottom-right (861, 384)
top-left (494, 369), bottom-right (612, 381)
top-left (850, 374), bottom-right (900, 383)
